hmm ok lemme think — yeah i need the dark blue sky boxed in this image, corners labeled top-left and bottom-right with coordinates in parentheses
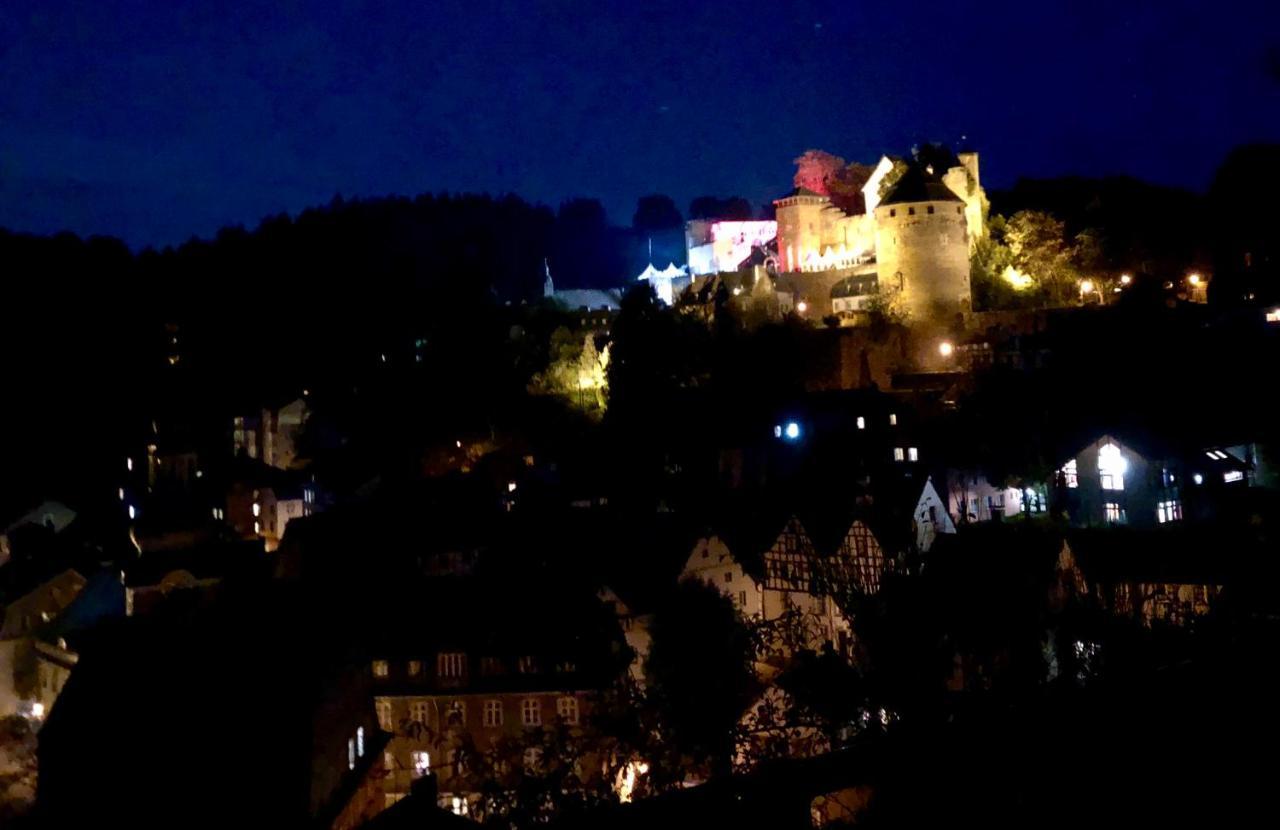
top-left (1, 0), bottom-right (1277, 247)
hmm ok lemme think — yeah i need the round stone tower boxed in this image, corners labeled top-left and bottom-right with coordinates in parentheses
top-left (873, 166), bottom-right (971, 321)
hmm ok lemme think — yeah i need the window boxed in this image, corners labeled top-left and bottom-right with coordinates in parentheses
top-left (407, 660), bottom-right (422, 677)
top-left (956, 206), bottom-right (963, 214)
top-left (446, 701), bottom-right (465, 727)
top-left (384, 750), bottom-right (395, 770)
top-left (1224, 470), bottom-right (1244, 483)
top-left (908, 207), bottom-right (916, 215)
top-left (907, 447), bottom-right (919, 462)
top-left (1098, 443), bottom-right (1127, 491)
top-left (889, 209), bottom-right (896, 217)
top-left (557, 697), bottom-right (580, 725)
top-left (375, 700), bottom-right (392, 731)
top-left (253, 520), bottom-right (260, 535)
top-left (889, 413), bottom-right (897, 426)
top-left (411, 750), bottom-right (431, 776)
top-left (929, 505), bottom-right (937, 524)
top-left (893, 447), bottom-right (905, 462)
top-left (1157, 500), bottom-right (1182, 524)
top-left (521, 698), bottom-right (542, 726)
top-left (356, 727), bottom-right (365, 757)
top-left (1161, 467), bottom-right (1176, 488)
top-left (724, 571), bottom-right (733, 583)
top-left (348, 738), bottom-right (356, 770)
top-left (1061, 459), bottom-right (1079, 488)
top-left (1104, 503), bottom-right (1126, 524)
top-left (410, 701), bottom-right (429, 724)
top-left (737, 590), bottom-right (747, 607)
top-left (252, 502), bottom-right (261, 517)
top-left (372, 660), bottom-right (389, 679)
top-left (480, 656), bottom-right (504, 676)
top-left (856, 416), bottom-right (866, 430)
top-left (437, 652), bottom-right (466, 678)
top-left (927, 205), bottom-right (935, 214)
top-left (970, 497), bottom-right (979, 515)
top-left (517, 656), bottom-right (539, 674)
top-left (484, 700), bottom-right (503, 727)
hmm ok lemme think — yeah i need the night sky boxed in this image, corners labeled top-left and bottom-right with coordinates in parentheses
top-left (1, 0), bottom-right (1277, 247)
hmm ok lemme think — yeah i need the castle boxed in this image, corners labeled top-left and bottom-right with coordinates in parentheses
top-left (684, 147), bottom-right (986, 323)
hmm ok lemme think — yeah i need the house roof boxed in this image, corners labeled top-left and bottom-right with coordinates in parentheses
top-left (830, 273), bottom-right (878, 299)
top-left (879, 165), bottom-right (963, 206)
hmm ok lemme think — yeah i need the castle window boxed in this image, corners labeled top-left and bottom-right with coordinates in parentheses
top-left (889, 209), bottom-right (896, 217)
top-left (927, 205), bottom-right (935, 214)
top-left (908, 207), bottom-right (916, 216)
top-left (956, 206), bottom-right (963, 214)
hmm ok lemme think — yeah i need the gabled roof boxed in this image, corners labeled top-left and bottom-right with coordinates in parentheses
top-left (880, 165), bottom-right (963, 206)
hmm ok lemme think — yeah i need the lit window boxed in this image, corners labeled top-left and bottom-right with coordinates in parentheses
top-left (484, 700), bottom-right (503, 727)
top-left (437, 652), bottom-right (467, 678)
top-left (908, 447), bottom-right (919, 462)
top-left (348, 738), bottom-right (356, 770)
top-left (410, 701), bottom-right (429, 724)
top-left (1205, 451), bottom-right (1218, 460)
top-left (1157, 500), bottom-right (1182, 523)
top-left (773, 425), bottom-right (782, 438)
top-left (252, 502), bottom-right (261, 517)
top-left (1224, 470), bottom-right (1244, 483)
top-left (357, 727), bottom-right (365, 757)
top-left (372, 660), bottom-right (389, 678)
top-left (517, 656), bottom-right (538, 674)
top-left (1061, 459), bottom-right (1078, 488)
top-left (411, 750), bottom-right (431, 776)
top-left (1193, 473), bottom-right (1204, 485)
top-left (448, 796), bottom-right (468, 816)
top-left (557, 697), bottom-right (579, 725)
top-left (521, 698), bottom-right (542, 726)
top-left (128, 505), bottom-right (136, 520)
top-left (407, 660), bottom-right (422, 677)
top-left (118, 487), bottom-right (125, 501)
top-left (724, 571), bottom-right (732, 583)
top-left (253, 520), bottom-right (260, 535)
top-left (446, 701), bottom-right (465, 727)
top-left (1098, 443), bottom-right (1127, 491)
top-left (126, 457), bottom-right (133, 471)
top-left (893, 447), bottom-right (905, 462)
top-left (1104, 503), bottom-right (1126, 524)
top-left (889, 413), bottom-right (897, 426)
top-left (856, 416), bottom-right (866, 430)
top-left (375, 700), bottom-right (392, 731)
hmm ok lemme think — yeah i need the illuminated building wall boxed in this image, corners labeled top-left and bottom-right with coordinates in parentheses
top-left (873, 197), bottom-right (971, 320)
top-left (685, 220), bottom-right (777, 276)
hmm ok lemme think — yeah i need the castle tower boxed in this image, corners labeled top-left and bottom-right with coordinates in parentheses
top-left (873, 165), bottom-right (971, 321)
top-left (773, 187), bottom-right (829, 272)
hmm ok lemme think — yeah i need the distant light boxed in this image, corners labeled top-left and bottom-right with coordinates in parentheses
top-left (783, 422), bottom-right (801, 440)
top-left (773, 425), bottom-right (782, 438)
top-left (455, 440), bottom-right (463, 448)
top-left (1224, 471), bottom-right (1244, 483)
top-left (733, 287), bottom-right (742, 296)
top-left (126, 457), bottom-right (133, 472)
top-left (938, 341), bottom-right (954, 357)
top-left (118, 487), bottom-right (125, 501)
top-left (253, 520), bottom-right (261, 535)
top-left (127, 505), bottom-right (136, 520)
top-left (1080, 279), bottom-right (1094, 295)
top-left (889, 413), bottom-right (897, 426)
top-left (252, 502), bottom-right (261, 517)
top-left (380, 354), bottom-right (387, 363)
top-left (357, 726), bottom-right (365, 757)
top-left (302, 388), bottom-right (310, 396)
top-left (1193, 473), bottom-right (1204, 485)
top-left (30, 702), bottom-right (44, 720)
top-left (856, 416), bottom-right (865, 430)
top-left (1188, 273), bottom-right (1201, 285)
top-left (507, 481), bottom-right (518, 493)
top-left (1119, 274), bottom-right (1132, 286)
top-left (1266, 308), bottom-right (1280, 323)
top-left (195, 469), bottom-right (203, 478)
top-left (796, 301), bottom-right (808, 313)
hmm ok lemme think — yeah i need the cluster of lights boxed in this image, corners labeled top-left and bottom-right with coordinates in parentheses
top-left (773, 421), bottom-right (802, 441)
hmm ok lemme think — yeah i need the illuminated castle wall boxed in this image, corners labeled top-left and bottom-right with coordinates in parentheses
top-left (774, 151), bottom-right (985, 320)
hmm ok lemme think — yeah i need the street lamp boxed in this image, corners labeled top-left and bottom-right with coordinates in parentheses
top-left (796, 301), bottom-right (808, 314)
top-left (1188, 273), bottom-right (1201, 286)
top-left (1119, 274), bottom-right (1132, 286)
top-left (938, 341), bottom-right (954, 357)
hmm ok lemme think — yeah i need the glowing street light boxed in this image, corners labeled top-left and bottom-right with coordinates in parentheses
top-left (1079, 279), bottom-right (1094, 295)
top-left (796, 301), bottom-right (808, 314)
top-left (938, 341), bottom-right (954, 357)
top-left (1188, 273), bottom-right (1202, 286)
top-left (1119, 274), bottom-right (1132, 286)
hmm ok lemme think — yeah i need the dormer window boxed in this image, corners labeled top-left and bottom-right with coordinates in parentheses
top-left (1098, 443), bottom-right (1127, 491)
top-left (437, 652), bottom-right (467, 678)
top-left (372, 660), bottom-right (389, 679)
top-left (517, 656), bottom-right (539, 674)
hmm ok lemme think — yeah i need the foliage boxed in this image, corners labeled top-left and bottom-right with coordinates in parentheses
top-left (643, 580), bottom-right (759, 778)
top-left (0, 716), bottom-right (38, 823)
top-left (528, 327), bottom-right (609, 415)
top-left (632, 194), bottom-right (683, 231)
top-left (971, 210), bottom-right (1106, 310)
top-left (792, 149), bottom-right (847, 195)
top-left (688, 196), bottom-right (754, 221)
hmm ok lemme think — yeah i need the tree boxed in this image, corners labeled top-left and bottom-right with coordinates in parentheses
top-left (688, 196), bottom-right (754, 221)
top-left (632, 194), bottom-right (683, 232)
top-left (0, 715), bottom-right (37, 823)
top-left (644, 580), bottom-right (758, 779)
top-left (792, 150), bottom-right (847, 194)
